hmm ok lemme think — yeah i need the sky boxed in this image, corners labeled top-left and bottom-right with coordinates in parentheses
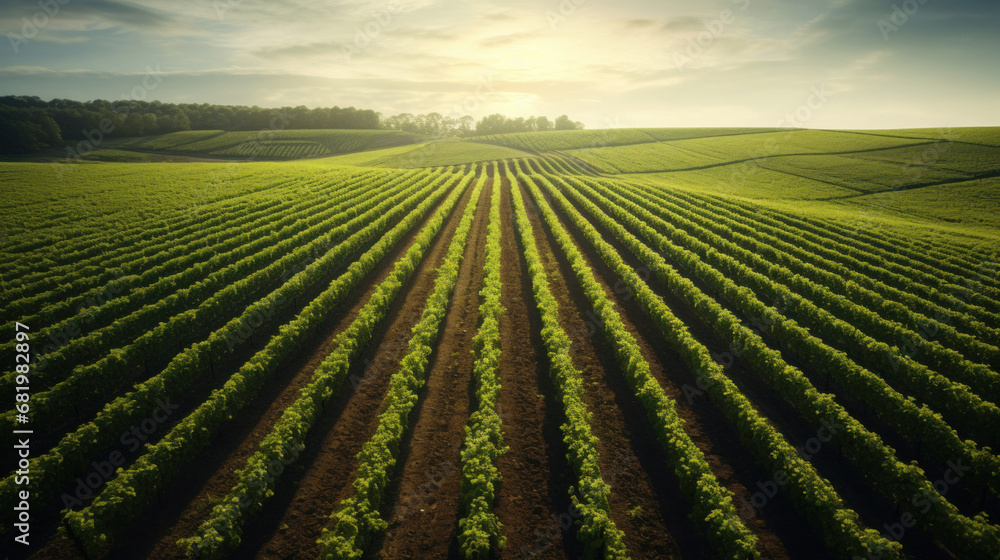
top-left (0, 0), bottom-right (997, 129)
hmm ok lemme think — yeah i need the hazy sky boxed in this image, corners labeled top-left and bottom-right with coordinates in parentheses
top-left (0, 0), bottom-right (997, 129)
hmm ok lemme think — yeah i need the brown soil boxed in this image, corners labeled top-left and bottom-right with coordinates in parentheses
top-left (23, 174), bottom-right (467, 560)
top-left (18, 180), bottom-right (447, 560)
top-left (493, 164), bottom-right (578, 560)
top-left (134, 180), bottom-right (468, 560)
top-left (11, 163), bottom-right (978, 560)
top-left (545, 175), bottom-right (954, 559)
top-left (370, 176), bottom-right (492, 559)
top-left (526, 174), bottom-right (812, 560)
top-left (230, 171), bottom-right (479, 559)
top-left (28, 186), bottom-right (352, 446)
top-left (514, 174), bottom-right (698, 559)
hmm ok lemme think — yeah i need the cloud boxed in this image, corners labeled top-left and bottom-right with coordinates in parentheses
top-left (0, 0), bottom-right (177, 32)
top-left (657, 15), bottom-right (708, 33)
top-left (0, 66), bottom-right (151, 77)
top-left (476, 31), bottom-right (538, 47)
top-left (255, 42), bottom-right (346, 60)
top-left (1, 0), bottom-right (998, 129)
top-left (81, 0), bottom-right (175, 28)
top-left (483, 10), bottom-right (518, 22)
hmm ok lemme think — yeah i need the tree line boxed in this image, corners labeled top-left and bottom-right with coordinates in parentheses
top-left (0, 96), bottom-right (381, 154)
top-left (0, 95), bottom-right (583, 154)
top-left (380, 112), bottom-right (584, 136)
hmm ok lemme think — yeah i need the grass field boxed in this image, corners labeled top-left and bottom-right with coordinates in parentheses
top-left (1, 128), bottom-right (998, 560)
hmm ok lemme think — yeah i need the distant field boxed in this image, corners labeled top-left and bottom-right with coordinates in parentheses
top-left (2, 127), bottom-right (998, 560)
top-left (372, 138), bottom-right (534, 167)
top-left (563, 129), bottom-right (933, 173)
top-left (622, 165), bottom-right (864, 200)
top-left (471, 128), bottom-right (658, 151)
top-left (845, 127), bottom-right (1000, 147)
top-left (123, 129), bottom-right (428, 159)
top-left (640, 127), bottom-right (785, 141)
top-left (836, 177), bottom-right (1000, 228)
top-left (124, 129), bottom-right (226, 150)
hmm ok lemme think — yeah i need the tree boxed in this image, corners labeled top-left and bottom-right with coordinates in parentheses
top-left (476, 113), bottom-right (508, 135)
top-left (171, 111), bottom-right (191, 132)
top-left (457, 116), bottom-right (474, 136)
top-left (473, 113), bottom-right (582, 135)
top-left (554, 114), bottom-right (584, 130)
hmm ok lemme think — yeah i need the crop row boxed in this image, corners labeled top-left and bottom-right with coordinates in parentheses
top-left (507, 166), bottom-right (630, 559)
top-left (683, 189), bottom-right (1000, 324)
top-left (525, 169), bottom-right (902, 558)
top-left (809, 210), bottom-right (997, 286)
top-left (523, 173), bottom-right (760, 559)
top-left (612, 179), bottom-right (1000, 407)
top-left (568, 175), bottom-right (1000, 490)
top-left (654, 185), bottom-right (1000, 347)
top-left (4, 190), bottom-right (306, 337)
top-left (63, 168), bottom-right (466, 557)
top-left (0, 166), bottom-right (332, 286)
top-left (177, 168), bottom-right (476, 558)
top-left (532, 169), bottom-right (908, 558)
top-left (590, 177), bottom-right (1000, 447)
top-left (2, 168), bottom-right (357, 301)
top-left (3, 191), bottom-right (274, 311)
top-left (1, 172), bottom-right (425, 437)
top-left (217, 141), bottom-right (331, 159)
top-left (751, 203), bottom-right (1000, 309)
top-left (552, 174), bottom-right (1000, 559)
top-left (0, 170), bottom-right (443, 519)
top-left (1, 169), bottom-right (378, 328)
top-left (456, 163), bottom-right (508, 559)
top-left (318, 171), bottom-right (486, 559)
top-left (0, 172), bottom-right (385, 395)
top-left (628, 180), bottom-right (1000, 367)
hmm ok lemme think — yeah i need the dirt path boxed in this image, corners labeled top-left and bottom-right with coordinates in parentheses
top-left (371, 177), bottom-right (492, 559)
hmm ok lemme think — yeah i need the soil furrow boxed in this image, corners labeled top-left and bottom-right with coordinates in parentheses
top-left (79, 175), bottom-right (462, 560)
top-left (372, 177), bottom-right (492, 559)
top-left (494, 163), bottom-right (578, 560)
top-left (553, 177), bottom-right (954, 559)
top-left (514, 173), bottom-right (694, 559)
top-left (235, 171), bottom-right (477, 560)
top-left (21, 177), bottom-right (447, 560)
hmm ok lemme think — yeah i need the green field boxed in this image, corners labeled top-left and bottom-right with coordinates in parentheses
top-left (122, 128), bottom-right (429, 159)
top-left (2, 127), bottom-right (998, 560)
